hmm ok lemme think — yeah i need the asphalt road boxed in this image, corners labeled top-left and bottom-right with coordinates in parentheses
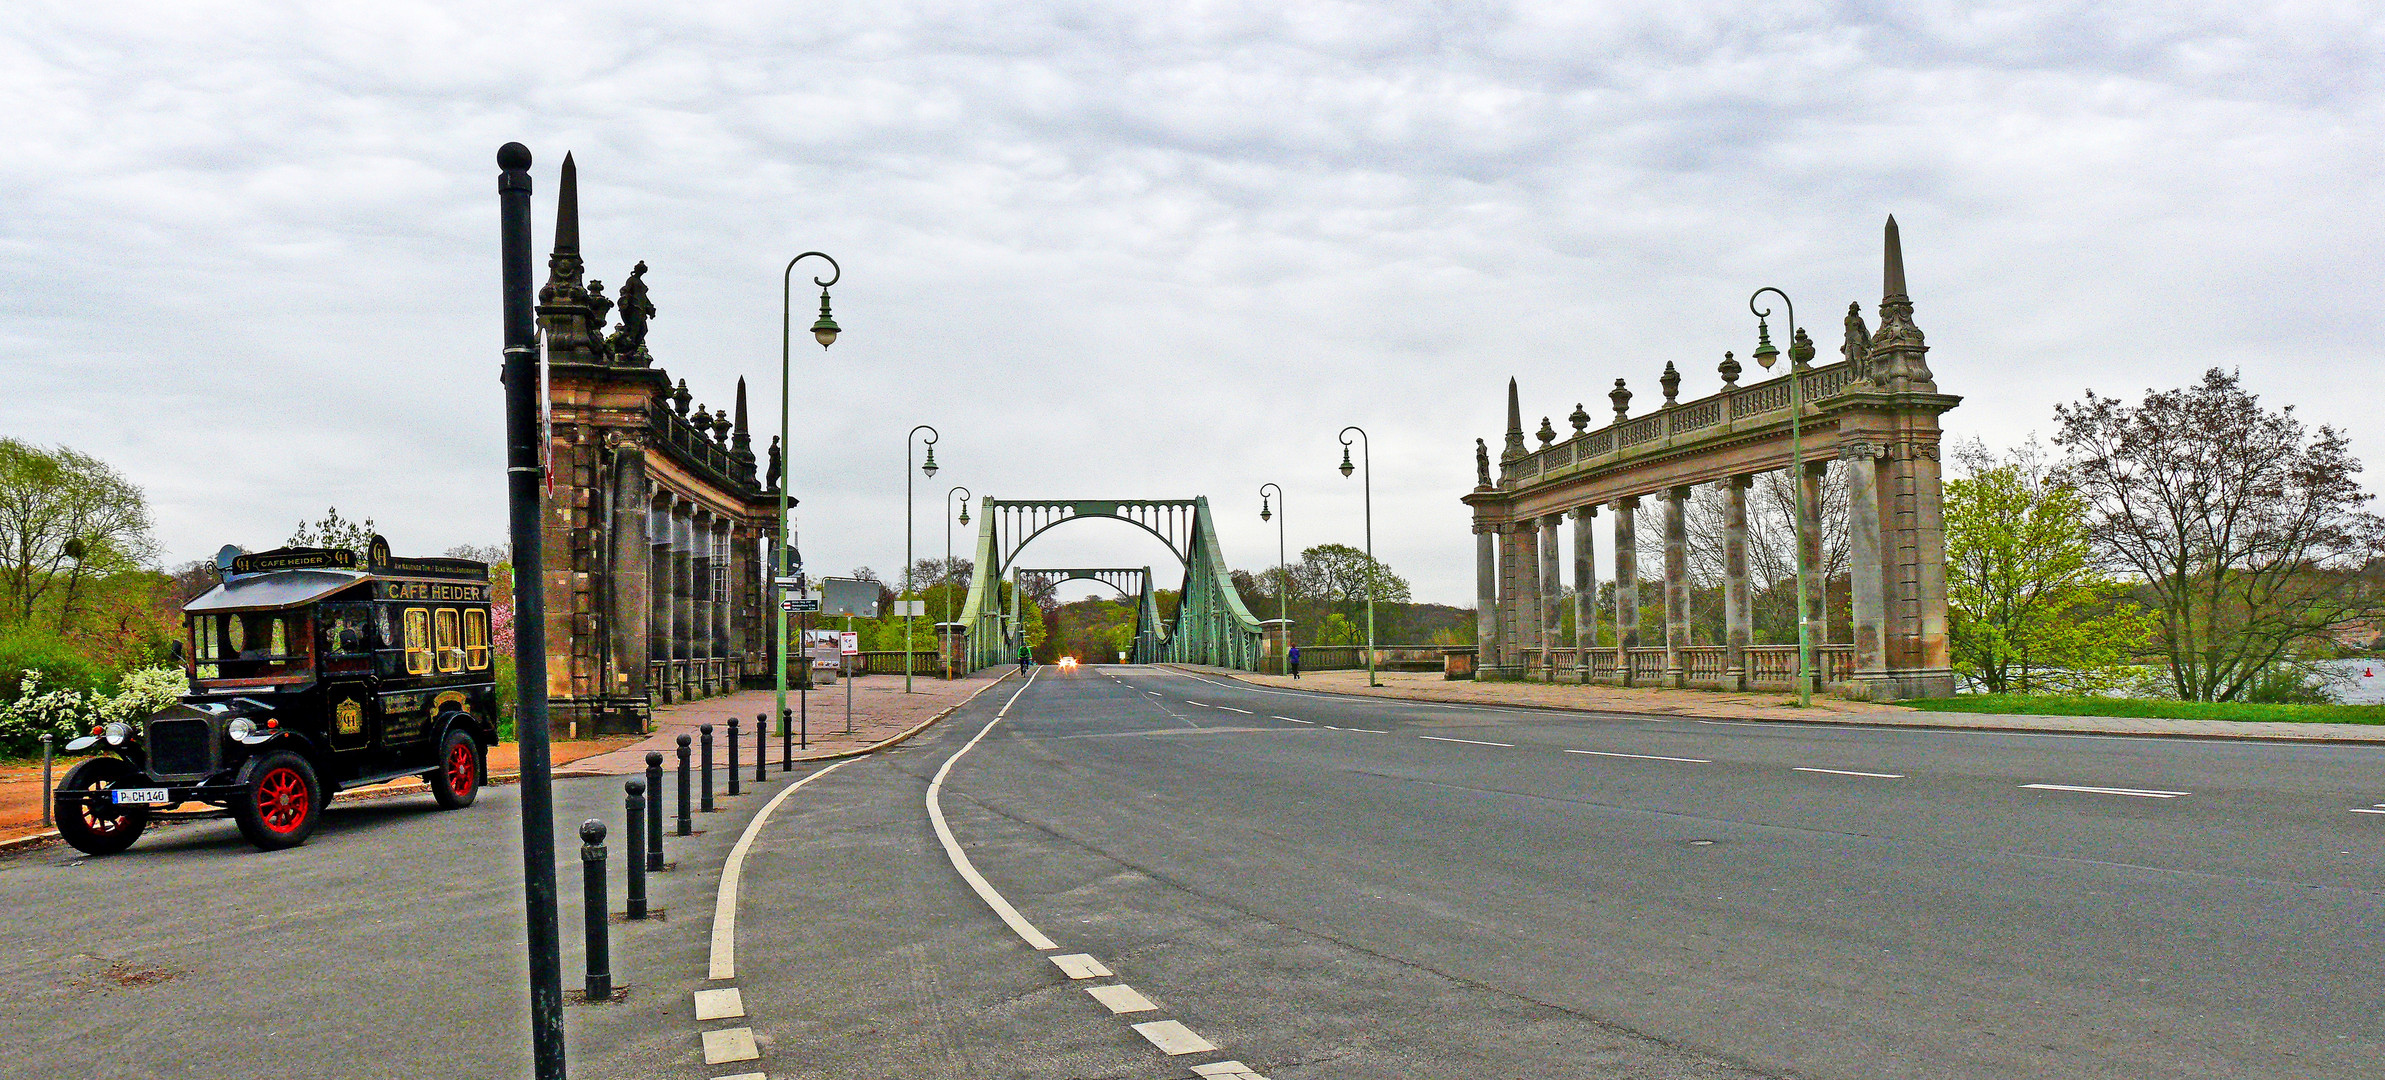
top-left (6, 665), bottom-right (2381, 1079)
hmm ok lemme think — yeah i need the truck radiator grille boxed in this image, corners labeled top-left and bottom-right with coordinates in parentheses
top-left (145, 718), bottom-right (213, 778)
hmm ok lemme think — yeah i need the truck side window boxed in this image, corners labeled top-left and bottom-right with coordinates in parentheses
top-left (194, 615), bottom-right (218, 660)
top-left (464, 609), bottom-right (490, 670)
top-left (434, 608), bottom-right (461, 673)
top-left (403, 608), bottom-right (432, 676)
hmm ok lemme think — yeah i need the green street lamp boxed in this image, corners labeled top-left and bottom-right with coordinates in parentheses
top-left (1259, 483), bottom-right (1287, 670)
top-left (776, 251), bottom-right (839, 766)
top-left (1337, 427), bottom-right (1379, 687)
top-left (944, 486), bottom-right (971, 681)
top-left (1750, 287), bottom-right (1814, 708)
top-left (904, 425), bottom-right (939, 693)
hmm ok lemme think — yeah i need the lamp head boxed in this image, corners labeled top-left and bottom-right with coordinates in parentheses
top-left (811, 289), bottom-right (839, 349)
top-left (1338, 447), bottom-right (1355, 477)
top-left (920, 445), bottom-right (938, 478)
top-left (958, 507), bottom-right (970, 526)
top-left (1260, 496), bottom-right (1272, 522)
top-left (1751, 318), bottom-right (1779, 370)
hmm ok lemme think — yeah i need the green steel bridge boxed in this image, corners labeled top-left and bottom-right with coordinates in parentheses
top-left (955, 498), bottom-right (1267, 670)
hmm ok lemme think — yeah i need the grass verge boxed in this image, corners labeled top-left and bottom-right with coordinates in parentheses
top-left (1903, 695), bottom-right (2385, 725)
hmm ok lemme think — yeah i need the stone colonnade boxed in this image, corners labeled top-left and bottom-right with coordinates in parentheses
top-left (1464, 216), bottom-right (1957, 701)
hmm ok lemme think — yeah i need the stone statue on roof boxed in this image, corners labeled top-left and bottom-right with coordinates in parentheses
top-left (609, 261), bottom-right (656, 363)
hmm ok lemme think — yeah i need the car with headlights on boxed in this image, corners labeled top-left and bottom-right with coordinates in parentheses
top-left (52, 536), bottom-right (500, 854)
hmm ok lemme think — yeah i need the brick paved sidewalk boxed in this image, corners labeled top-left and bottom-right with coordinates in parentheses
top-left (564, 667), bottom-right (1013, 776)
top-left (1181, 666), bottom-right (2385, 744)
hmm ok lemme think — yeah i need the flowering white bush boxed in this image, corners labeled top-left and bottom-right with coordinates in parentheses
top-left (0, 667), bottom-right (190, 756)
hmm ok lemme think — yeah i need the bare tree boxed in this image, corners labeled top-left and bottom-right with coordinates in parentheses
top-left (1683, 463), bottom-right (1848, 643)
top-left (0, 440), bottom-right (157, 628)
top-left (2055, 368), bottom-right (2385, 701)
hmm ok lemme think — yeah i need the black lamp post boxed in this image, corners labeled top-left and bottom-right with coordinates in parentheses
top-left (945, 486), bottom-right (970, 680)
top-left (496, 141), bottom-right (565, 1080)
top-left (1337, 427), bottom-right (1378, 688)
top-left (1259, 483), bottom-right (1286, 668)
top-left (776, 252), bottom-right (839, 743)
top-left (904, 425), bottom-right (939, 693)
top-left (1750, 287), bottom-right (1814, 708)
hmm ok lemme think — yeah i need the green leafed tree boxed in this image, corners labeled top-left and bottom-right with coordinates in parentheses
top-left (1944, 439), bottom-right (2153, 694)
top-left (0, 440), bottom-right (157, 631)
top-left (289, 507), bottom-right (378, 561)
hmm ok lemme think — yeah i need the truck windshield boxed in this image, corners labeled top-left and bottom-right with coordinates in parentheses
top-left (191, 610), bottom-right (313, 682)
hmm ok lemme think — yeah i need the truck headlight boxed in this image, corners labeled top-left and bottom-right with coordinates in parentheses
top-left (228, 717), bottom-right (255, 741)
top-left (101, 721), bottom-right (133, 746)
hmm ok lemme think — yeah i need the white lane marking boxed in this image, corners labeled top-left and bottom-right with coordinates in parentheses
top-left (1345, 728), bottom-right (1388, 734)
top-left (2348, 808), bottom-right (2385, 815)
top-left (700, 1027), bottom-right (761, 1064)
top-left (711, 758), bottom-right (857, 979)
top-left (1050, 953), bottom-right (1112, 979)
top-left (1793, 767), bottom-right (1905, 779)
top-left (1192, 1062), bottom-right (1271, 1079)
top-left (1215, 706), bottom-right (1254, 715)
top-left (1088, 983), bottom-right (1160, 1013)
top-left (1132, 1020), bottom-right (1220, 1055)
top-left (1565, 749), bottom-right (1710, 763)
top-left (2022, 783), bottom-right (2191, 799)
top-left (1272, 716), bottom-right (1312, 724)
top-left (927, 668), bottom-right (1061, 950)
top-left (1419, 735), bottom-right (1513, 747)
top-left (1147, 691), bottom-right (1162, 696)
top-left (692, 987), bottom-right (746, 1020)
top-left (1185, 700), bottom-right (1212, 708)
top-left (712, 1073), bottom-right (766, 1080)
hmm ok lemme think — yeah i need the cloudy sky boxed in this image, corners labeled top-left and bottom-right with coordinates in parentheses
top-left (6, 2), bottom-right (2381, 604)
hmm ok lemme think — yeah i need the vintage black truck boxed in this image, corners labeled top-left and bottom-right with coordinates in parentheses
top-left (52, 536), bottom-right (501, 853)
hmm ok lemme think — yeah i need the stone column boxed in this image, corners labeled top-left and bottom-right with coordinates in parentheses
top-left (1612, 496), bottom-right (1639, 684)
top-left (1474, 525), bottom-right (1500, 671)
top-left (1723, 475), bottom-right (1752, 690)
top-left (608, 446), bottom-right (650, 706)
top-left (1798, 461), bottom-right (1826, 691)
top-left (1844, 445), bottom-right (1888, 692)
top-left (1662, 485), bottom-right (1690, 688)
top-left (1538, 514), bottom-right (1562, 679)
top-left (690, 510), bottom-right (714, 663)
top-left (1570, 505), bottom-right (1596, 682)
top-left (673, 504), bottom-right (694, 665)
top-left (1514, 521), bottom-right (1543, 677)
top-left (1907, 442), bottom-right (1954, 693)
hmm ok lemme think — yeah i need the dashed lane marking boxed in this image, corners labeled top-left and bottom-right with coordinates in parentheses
top-left (2348, 807), bottom-right (2385, 815)
top-left (1793, 767), bottom-right (1905, 778)
top-left (2022, 783), bottom-right (2191, 799)
top-left (1192, 1061), bottom-right (1273, 1079)
top-left (692, 987), bottom-right (745, 1020)
top-left (1215, 706), bottom-right (1254, 714)
top-left (1186, 700), bottom-right (1212, 708)
top-left (1419, 735), bottom-right (1514, 747)
top-left (1051, 953), bottom-right (1113, 978)
top-left (1564, 749), bottom-right (1710, 763)
top-left (1088, 983), bottom-right (1160, 1013)
top-left (1273, 716), bottom-right (1312, 724)
top-left (711, 1073), bottom-right (765, 1080)
top-left (1133, 1020), bottom-right (1221, 1055)
top-left (700, 1028), bottom-right (760, 1064)
top-left (928, 667), bottom-right (1060, 950)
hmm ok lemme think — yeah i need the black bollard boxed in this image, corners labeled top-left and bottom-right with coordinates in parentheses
top-left (727, 718), bottom-right (740, 797)
top-left (755, 712), bottom-right (768, 781)
top-left (624, 780), bottom-right (648, 919)
top-left (700, 724), bottom-right (715, 812)
top-left (782, 707), bottom-right (793, 766)
top-left (643, 751), bottom-right (665, 870)
top-left (675, 734), bottom-right (692, 836)
top-left (579, 820), bottom-right (611, 1000)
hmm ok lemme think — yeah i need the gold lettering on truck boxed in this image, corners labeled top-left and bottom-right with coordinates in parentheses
top-left (335, 698), bottom-right (364, 736)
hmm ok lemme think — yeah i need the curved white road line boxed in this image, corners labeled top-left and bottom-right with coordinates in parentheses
top-left (709, 757), bottom-right (857, 979)
top-left (927, 666), bottom-right (1060, 950)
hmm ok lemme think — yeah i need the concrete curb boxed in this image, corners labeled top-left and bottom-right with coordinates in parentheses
top-left (1166, 665), bottom-right (2385, 746)
top-left (557, 670), bottom-right (1018, 777)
